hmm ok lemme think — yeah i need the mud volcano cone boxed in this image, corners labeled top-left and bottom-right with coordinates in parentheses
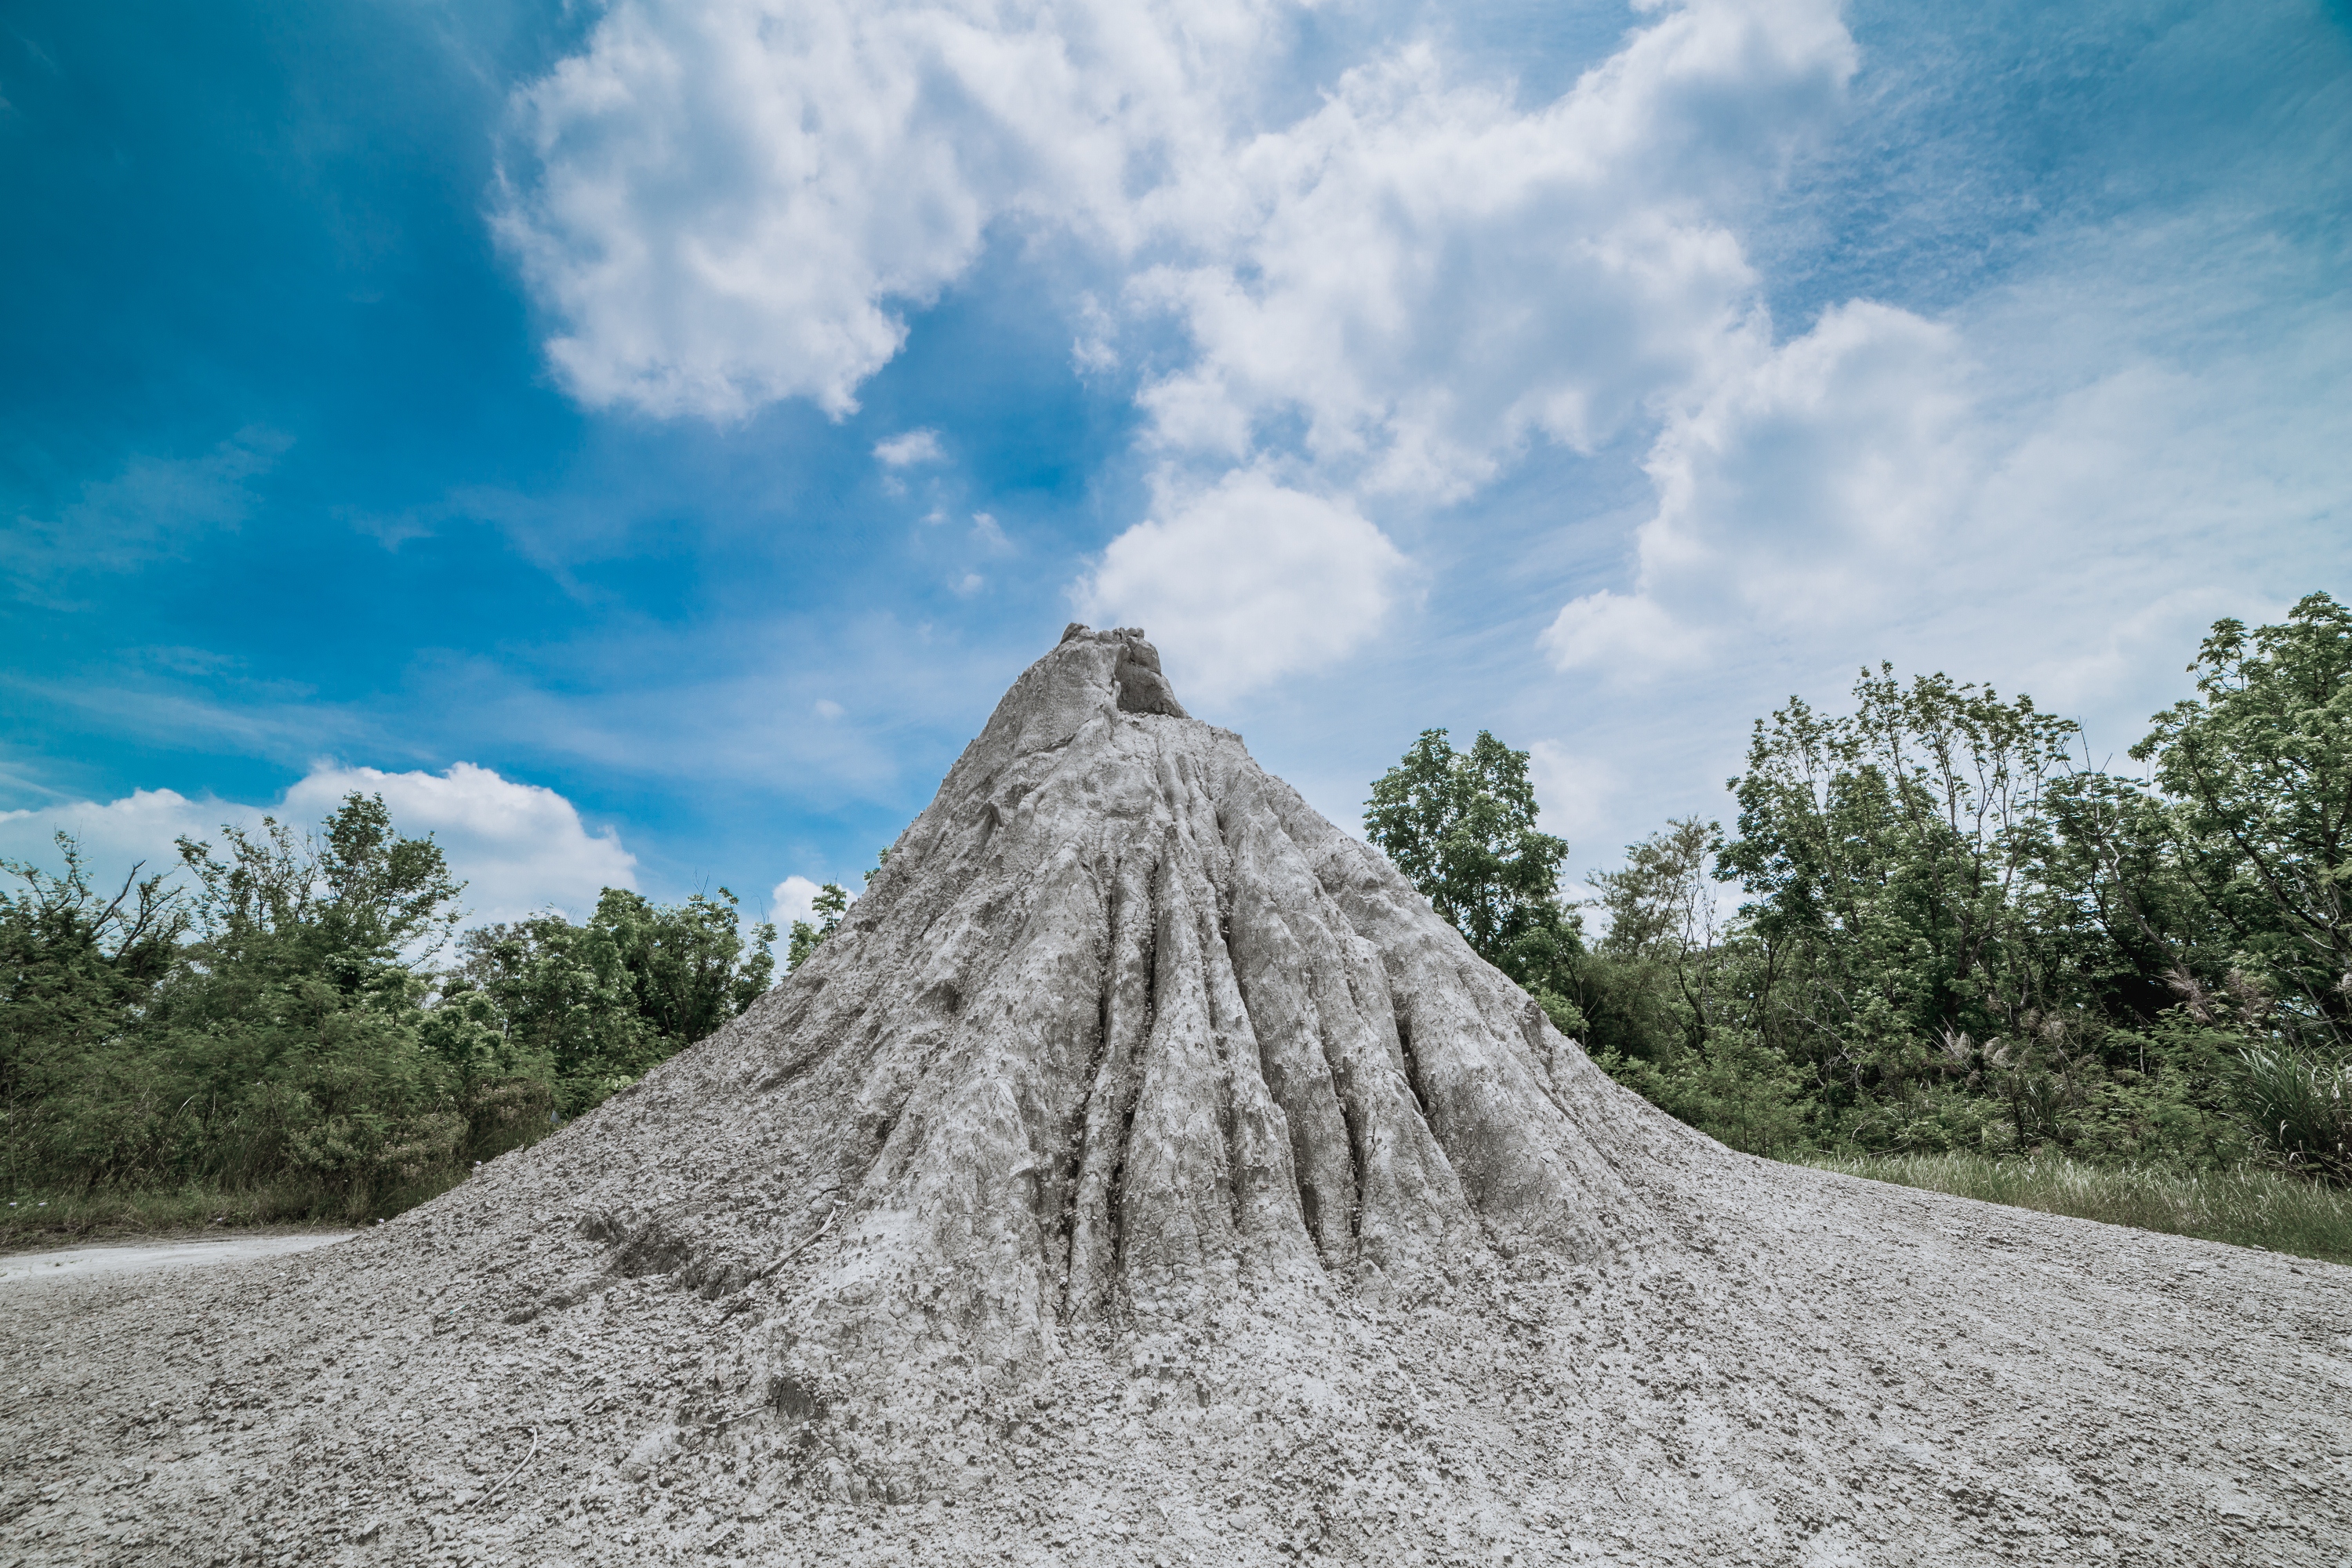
top-left (6, 628), bottom-right (2349, 1567)
top-left (569, 625), bottom-right (1689, 1361)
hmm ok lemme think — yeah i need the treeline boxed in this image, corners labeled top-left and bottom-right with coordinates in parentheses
top-left (0, 798), bottom-right (779, 1217)
top-left (1370, 592), bottom-right (2351, 1179)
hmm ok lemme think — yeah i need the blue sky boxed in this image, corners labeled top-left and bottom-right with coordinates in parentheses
top-left (3, 0), bottom-right (2347, 935)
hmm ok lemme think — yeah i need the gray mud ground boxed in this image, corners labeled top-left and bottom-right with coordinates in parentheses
top-left (4, 1172), bottom-right (2349, 1566)
top-left (5, 632), bottom-right (2350, 1566)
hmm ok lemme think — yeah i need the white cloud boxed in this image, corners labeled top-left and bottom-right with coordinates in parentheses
top-left (0, 763), bottom-right (637, 928)
top-left (1541, 255), bottom-right (2350, 723)
top-left (770, 873), bottom-right (823, 927)
top-left (1527, 743), bottom-right (1621, 848)
top-left (465, 0), bottom-right (2339, 932)
top-left (1127, 7), bottom-right (1853, 502)
top-left (1543, 299), bottom-right (1973, 677)
top-left (496, 0), bottom-right (1853, 452)
top-left (0, 788), bottom-right (225, 887)
top-left (1074, 469), bottom-right (1409, 704)
top-left (494, 0), bottom-right (2346, 745)
top-left (873, 428), bottom-right (946, 467)
top-left (495, 0), bottom-right (1860, 688)
top-left (493, 0), bottom-right (1277, 418)
top-left (283, 763), bottom-right (638, 923)
top-left (1540, 589), bottom-right (1704, 677)
top-left (1646, 301), bottom-right (1973, 619)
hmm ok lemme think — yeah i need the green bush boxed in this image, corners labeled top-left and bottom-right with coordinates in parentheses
top-left (2, 793), bottom-right (779, 1236)
top-left (2234, 1045), bottom-right (2352, 1180)
top-left (1594, 1029), bottom-right (1812, 1156)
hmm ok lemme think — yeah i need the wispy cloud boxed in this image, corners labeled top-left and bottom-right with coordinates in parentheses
top-left (3, 429), bottom-right (291, 605)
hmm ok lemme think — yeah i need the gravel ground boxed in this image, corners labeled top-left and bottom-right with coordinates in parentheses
top-left (5, 1168), bottom-right (2347, 1567)
top-left (5, 630), bottom-right (2347, 1567)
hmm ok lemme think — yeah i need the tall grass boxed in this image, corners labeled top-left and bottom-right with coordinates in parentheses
top-left (2234, 1045), bottom-right (2352, 1180)
top-left (1798, 1149), bottom-right (2352, 1266)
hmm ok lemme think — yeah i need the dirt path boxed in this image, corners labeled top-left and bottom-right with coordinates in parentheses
top-left (0, 1230), bottom-right (353, 1289)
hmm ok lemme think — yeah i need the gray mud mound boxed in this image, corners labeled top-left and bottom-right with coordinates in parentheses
top-left (5, 627), bottom-right (2350, 1566)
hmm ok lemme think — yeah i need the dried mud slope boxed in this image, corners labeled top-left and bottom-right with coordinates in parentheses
top-left (5, 627), bottom-right (2350, 1568)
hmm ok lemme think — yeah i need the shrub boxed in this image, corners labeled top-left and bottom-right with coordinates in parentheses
top-left (2234, 1045), bottom-right (2352, 1181)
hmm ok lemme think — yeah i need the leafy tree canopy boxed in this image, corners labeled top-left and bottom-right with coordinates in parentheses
top-left (785, 848), bottom-right (890, 971)
top-left (787, 883), bottom-right (851, 971)
top-left (1364, 728), bottom-right (1580, 993)
top-left (0, 837), bottom-right (189, 1111)
top-left (2134, 590), bottom-right (2352, 1047)
top-left (5, 793), bottom-right (782, 1208)
top-left (454, 885), bottom-right (775, 1111)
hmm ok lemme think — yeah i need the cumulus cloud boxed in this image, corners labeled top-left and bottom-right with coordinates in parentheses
top-left (497, 0), bottom-right (1860, 688)
top-left (282, 763), bottom-right (638, 923)
top-left (1541, 241), bottom-right (2351, 723)
top-left (1544, 299), bottom-right (1973, 678)
top-left (493, 0), bottom-right (1276, 418)
top-left (0, 763), bottom-right (636, 927)
top-left (873, 428), bottom-right (946, 467)
top-left (769, 873), bottom-right (824, 927)
top-left (1643, 303), bottom-right (1973, 620)
top-left (1541, 589), bottom-right (1704, 677)
top-left (0, 788), bottom-right (224, 886)
top-left (1074, 470), bottom-right (1410, 704)
top-left (499, 0), bottom-right (1852, 449)
top-left (1127, 8), bottom-right (1853, 502)
top-left (490, 0), bottom-right (2344, 740)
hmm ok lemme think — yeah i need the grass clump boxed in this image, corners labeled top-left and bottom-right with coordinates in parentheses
top-left (1798, 1149), bottom-right (2352, 1266)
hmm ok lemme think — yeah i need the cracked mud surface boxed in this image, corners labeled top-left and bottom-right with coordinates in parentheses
top-left (5, 629), bottom-right (2349, 1566)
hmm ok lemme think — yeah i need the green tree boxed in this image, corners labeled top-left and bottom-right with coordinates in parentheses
top-left (0, 839), bottom-right (191, 1187)
top-left (786, 883), bottom-right (851, 971)
top-left (5, 791), bottom-right (793, 1220)
top-left (455, 886), bottom-right (776, 1113)
top-left (2133, 591), bottom-right (2352, 1050)
top-left (1364, 728), bottom-right (1582, 1017)
top-left (1581, 818), bottom-right (1730, 1062)
top-left (148, 795), bottom-right (481, 1191)
top-left (785, 848), bottom-right (894, 971)
top-left (1577, 819), bottom-right (1812, 1156)
top-left (1715, 666), bottom-right (2090, 1108)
